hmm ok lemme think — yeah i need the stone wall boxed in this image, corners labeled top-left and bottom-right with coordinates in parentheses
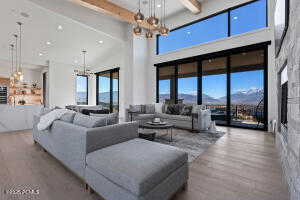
top-left (275, 0), bottom-right (300, 200)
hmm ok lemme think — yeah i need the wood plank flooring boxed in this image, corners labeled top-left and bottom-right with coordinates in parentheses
top-left (0, 127), bottom-right (289, 200)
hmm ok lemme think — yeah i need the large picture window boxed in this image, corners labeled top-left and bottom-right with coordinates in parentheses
top-left (76, 75), bottom-right (88, 105)
top-left (96, 68), bottom-right (119, 113)
top-left (157, 0), bottom-right (267, 54)
top-left (156, 43), bottom-right (268, 130)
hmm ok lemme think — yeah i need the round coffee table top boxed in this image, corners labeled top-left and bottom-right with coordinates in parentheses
top-left (139, 122), bottom-right (173, 129)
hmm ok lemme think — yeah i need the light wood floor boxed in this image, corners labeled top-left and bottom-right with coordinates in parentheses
top-left (0, 127), bottom-right (289, 200)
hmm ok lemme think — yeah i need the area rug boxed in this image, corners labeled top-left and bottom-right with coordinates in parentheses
top-left (154, 129), bottom-right (225, 163)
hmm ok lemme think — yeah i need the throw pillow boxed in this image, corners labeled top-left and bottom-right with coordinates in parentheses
top-left (166, 104), bottom-right (181, 115)
top-left (145, 104), bottom-right (155, 114)
top-left (180, 105), bottom-right (193, 116)
top-left (60, 112), bottom-right (76, 123)
top-left (154, 103), bottom-right (163, 113)
top-left (90, 113), bottom-right (119, 125)
top-left (73, 113), bottom-right (107, 128)
top-left (129, 105), bottom-right (143, 113)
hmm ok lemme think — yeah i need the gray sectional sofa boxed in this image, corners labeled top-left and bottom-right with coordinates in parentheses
top-left (33, 110), bottom-right (188, 200)
top-left (126, 103), bottom-right (212, 131)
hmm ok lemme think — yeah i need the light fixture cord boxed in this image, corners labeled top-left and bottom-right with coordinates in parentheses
top-left (138, 0), bottom-right (141, 11)
top-left (14, 34), bottom-right (18, 73)
top-left (10, 45), bottom-right (14, 74)
top-left (18, 22), bottom-right (22, 72)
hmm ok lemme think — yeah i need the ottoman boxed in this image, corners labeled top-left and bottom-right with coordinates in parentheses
top-left (85, 138), bottom-right (188, 200)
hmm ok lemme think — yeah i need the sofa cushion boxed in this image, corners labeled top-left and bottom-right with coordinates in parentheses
top-left (90, 112), bottom-right (119, 125)
top-left (73, 113), bottom-right (107, 128)
top-left (154, 103), bottom-right (163, 113)
top-left (60, 112), bottom-right (76, 123)
top-left (39, 107), bottom-right (54, 116)
top-left (86, 138), bottom-right (187, 196)
top-left (165, 104), bottom-right (184, 115)
top-left (156, 113), bottom-right (191, 122)
top-left (144, 104), bottom-right (155, 114)
top-left (180, 105), bottom-right (193, 116)
top-left (129, 105), bottom-right (144, 113)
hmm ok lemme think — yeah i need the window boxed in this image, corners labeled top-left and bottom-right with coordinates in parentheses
top-left (156, 44), bottom-right (268, 130)
top-left (230, 0), bottom-right (267, 36)
top-left (157, 0), bottom-right (268, 54)
top-left (158, 13), bottom-right (228, 54)
top-left (157, 66), bottom-right (176, 104)
top-left (202, 57), bottom-right (227, 125)
top-left (76, 75), bottom-right (88, 105)
top-left (96, 68), bottom-right (119, 113)
top-left (178, 62), bottom-right (198, 104)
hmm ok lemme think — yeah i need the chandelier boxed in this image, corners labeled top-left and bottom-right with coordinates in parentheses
top-left (133, 0), bottom-right (169, 39)
top-left (74, 50), bottom-right (92, 76)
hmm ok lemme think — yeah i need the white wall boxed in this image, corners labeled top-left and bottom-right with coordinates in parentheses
top-left (48, 61), bottom-right (76, 108)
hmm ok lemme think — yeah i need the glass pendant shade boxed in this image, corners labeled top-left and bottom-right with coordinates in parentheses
top-left (133, 25), bottom-right (142, 35)
top-left (134, 10), bottom-right (145, 23)
top-left (145, 31), bottom-right (154, 39)
top-left (160, 26), bottom-right (169, 36)
top-left (147, 16), bottom-right (159, 27)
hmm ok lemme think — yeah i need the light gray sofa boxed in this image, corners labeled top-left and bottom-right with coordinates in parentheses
top-left (32, 115), bottom-right (138, 180)
top-left (33, 112), bottom-right (189, 200)
top-left (126, 103), bottom-right (212, 131)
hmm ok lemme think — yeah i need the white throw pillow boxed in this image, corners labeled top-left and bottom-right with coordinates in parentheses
top-left (155, 103), bottom-right (163, 113)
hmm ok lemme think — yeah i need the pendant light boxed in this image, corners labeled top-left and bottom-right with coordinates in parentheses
top-left (74, 50), bottom-right (92, 77)
top-left (134, 0), bottom-right (145, 23)
top-left (133, 25), bottom-right (142, 35)
top-left (13, 34), bottom-right (19, 79)
top-left (147, 0), bottom-right (159, 27)
top-left (17, 22), bottom-right (23, 81)
top-left (9, 44), bottom-right (15, 87)
top-left (159, 0), bottom-right (169, 36)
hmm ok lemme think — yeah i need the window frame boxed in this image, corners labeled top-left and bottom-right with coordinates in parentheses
top-left (155, 41), bottom-right (270, 131)
top-left (95, 68), bottom-right (120, 113)
top-left (156, 0), bottom-right (268, 55)
top-left (76, 75), bottom-right (89, 105)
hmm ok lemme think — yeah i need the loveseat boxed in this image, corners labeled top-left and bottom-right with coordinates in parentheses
top-left (125, 103), bottom-right (212, 131)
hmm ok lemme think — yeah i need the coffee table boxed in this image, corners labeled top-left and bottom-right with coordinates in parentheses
top-left (139, 122), bottom-right (174, 142)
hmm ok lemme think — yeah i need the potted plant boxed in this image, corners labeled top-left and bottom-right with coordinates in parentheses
top-left (18, 99), bottom-right (26, 105)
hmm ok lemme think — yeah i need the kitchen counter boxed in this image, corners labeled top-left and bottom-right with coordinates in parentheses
top-left (0, 105), bottom-right (42, 133)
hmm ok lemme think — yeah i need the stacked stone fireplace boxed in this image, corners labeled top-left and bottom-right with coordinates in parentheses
top-left (275, 0), bottom-right (300, 199)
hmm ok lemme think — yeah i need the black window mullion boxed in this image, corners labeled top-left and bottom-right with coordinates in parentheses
top-left (175, 65), bottom-right (178, 104)
top-left (226, 56), bottom-right (231, 126)
top-left (228, 10), bottom-right (231, 37)
top-left (110, 72), bottom-right (113, 113)
top-left (156, 68), bottom-right (159, 103)
top-left (197, 60), bottom-right (202, 105)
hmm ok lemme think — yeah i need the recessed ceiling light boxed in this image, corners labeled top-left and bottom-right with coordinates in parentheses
top-left (57, 25), bottom-right (63, 30)
top-left (98, 40), bottom-right (103, 44)
top-left (157, 4), bottom-right (161, 8)
top-left (39, 53), bottom-right (43, 56)
top-left (233, 16), bottom-right (238, 20)
top-left (46, 41), bottom-right (51, 45)
top-left (74, 60), bottom-right (78, 64)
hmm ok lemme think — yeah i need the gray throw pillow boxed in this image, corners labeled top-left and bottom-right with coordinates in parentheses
top-left (73, 113), bottom-right (107, 128)
top-left (90, 113), bottom-right (119, 125)
top-left (145, 104), bottom-right (155, 114)
top-left (180, 105), bottom-right (193, 116)
top-left (60, 112), bottom-right (76, 123)
top-left (129, 105), bottom-right (143, 113)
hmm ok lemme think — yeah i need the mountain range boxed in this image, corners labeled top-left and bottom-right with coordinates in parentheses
top-left (160, 88), bottom-right (264, 105)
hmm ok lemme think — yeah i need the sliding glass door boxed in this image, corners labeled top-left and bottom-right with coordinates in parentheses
top-left (230, 50), bottom-right (265, 128)
top-left (156, 44), bottom-right (268, 130)
top-left (202, 57), bottom-right (228, 125)
top-left (96, 68), bottom-right (119, 113)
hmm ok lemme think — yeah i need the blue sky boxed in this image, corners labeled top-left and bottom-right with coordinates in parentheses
top-left (160, 70), bottom-right (264, 99)
top-left (76, 76), bottom-right (87, 93)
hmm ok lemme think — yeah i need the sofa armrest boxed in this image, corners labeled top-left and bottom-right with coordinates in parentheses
top-left (196, 109), bottom-right (212, 131)
top-left (86, 122), bottom-right (139, 154)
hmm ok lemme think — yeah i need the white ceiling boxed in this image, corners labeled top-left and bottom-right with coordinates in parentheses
top-left (0, 0), bottom-right (121, 68)
top-left (110, 0), bottom-right (187, 17)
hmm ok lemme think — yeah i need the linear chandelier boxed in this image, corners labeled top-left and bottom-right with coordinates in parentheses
top-left (74, 50), bottom-right (92, 77)
top-left (133, 0), bottom-right (169, 39)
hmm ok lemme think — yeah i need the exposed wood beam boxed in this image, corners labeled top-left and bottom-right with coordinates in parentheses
top-left (179, 0), bottom-right (202, 14)
top-left (70, 0), bottom-right (155, 30)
